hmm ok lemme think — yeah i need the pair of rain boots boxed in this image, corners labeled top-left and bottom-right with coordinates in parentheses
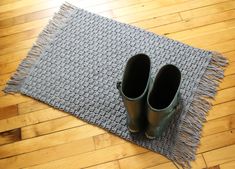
top-left (117, 54), bottom-right (181, 139)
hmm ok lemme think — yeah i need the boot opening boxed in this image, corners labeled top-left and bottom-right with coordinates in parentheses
top-left (122, 54), bottom-right (150, 98)
top-left (149, 65), bottom-right (181, 109)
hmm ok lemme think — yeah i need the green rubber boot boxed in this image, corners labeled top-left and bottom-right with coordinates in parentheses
top-left (117, 54), bottom-right (151, 133)
top-left (145, 64), bottom-right (181, 139)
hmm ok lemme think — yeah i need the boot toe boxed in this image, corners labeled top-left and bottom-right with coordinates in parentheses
top-left (145, 126), bottom-right (161, 139)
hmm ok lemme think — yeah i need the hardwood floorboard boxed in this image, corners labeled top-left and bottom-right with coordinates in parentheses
top-left (0, 0), bottom-right (234, 169)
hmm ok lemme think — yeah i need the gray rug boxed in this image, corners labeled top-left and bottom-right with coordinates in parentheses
top-left (4, 3), bottom-right (228, 168)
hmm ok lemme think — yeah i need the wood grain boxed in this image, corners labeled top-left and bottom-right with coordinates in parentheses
top-left (0, 0), bottom-right (234, 169)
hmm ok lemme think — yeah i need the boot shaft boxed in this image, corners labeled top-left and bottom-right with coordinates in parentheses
top-left (146, 64), bottom-right (181, 138)
top-left (117, 54), bottom-right (151, 132)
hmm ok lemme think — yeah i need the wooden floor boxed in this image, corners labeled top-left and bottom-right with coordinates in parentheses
top-left (0, 0), bottom-right (235, 168)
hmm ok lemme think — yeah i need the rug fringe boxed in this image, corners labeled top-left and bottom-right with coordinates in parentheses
top-left (172, 52), bottom-right (228, 168)
top-left (3, 2), bottom-right (77, 93)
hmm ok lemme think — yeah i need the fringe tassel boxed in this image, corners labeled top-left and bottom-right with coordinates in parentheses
top-left (172, 52), bottom-right (228, 168)
top-left (4, 2), bottom-right (77, 93)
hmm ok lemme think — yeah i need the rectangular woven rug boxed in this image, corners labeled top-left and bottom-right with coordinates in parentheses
top-left (4, 3), bottom-right (228, 168)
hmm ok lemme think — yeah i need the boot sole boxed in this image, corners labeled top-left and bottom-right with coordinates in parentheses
top-left (145, 132), bottom-right (155, 139)
top-left (128, 126), bottom-right (140, 133)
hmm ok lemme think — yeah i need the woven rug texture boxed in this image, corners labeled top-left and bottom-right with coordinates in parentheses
top-left (4, 3), bottom-right (228, 168)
